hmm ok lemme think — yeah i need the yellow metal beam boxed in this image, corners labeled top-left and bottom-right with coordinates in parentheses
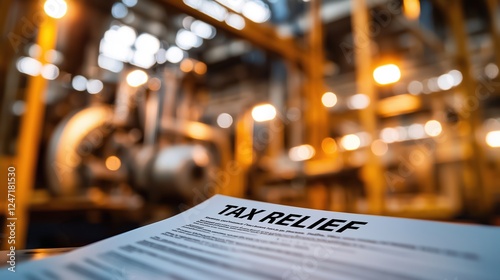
top-left (485, 0), bottom-right (500, 70)
top-left (444, 0), bottom-right (489, 219)
top-left (9, 13), bottom-right (58, 249)
top-left (304, 0), bottom-right (329, 152)
top-left (351, 0), bottom-right (386, 215)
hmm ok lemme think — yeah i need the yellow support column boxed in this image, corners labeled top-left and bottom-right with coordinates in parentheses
top-left (445, 0), bottom-right (489, 219)
top-left (485, 0), bottom-right (500, 70)
top-left (351, 0), bottom-right (386, 215)
top-left (305, 0), bottom-right (329, 151)
top-left (9, 12), bottom-right (58, 249)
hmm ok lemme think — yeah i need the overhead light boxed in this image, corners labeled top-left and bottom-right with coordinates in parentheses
top-left (98, 55), bottom-right (124, 73)
top-left (44, 0), bottom-right (68, 19)
top-left (191, 20), bottom-right (216, 39)
top-left (486, 130), bottom-right (500, 147)
top-left (289, 144), bottom-right (315, 161)
top-left (226, 13), bottom-right (245, 30)
top-left (341, 134), bottom-right (361, 151)
top-left (165, 46), bottom-right (184, 63)
top-left (126, 70), bottom-right (148, 87)
top-left (396, 126), bottom-right (408, 141)
top-left (408, 124), bottom-right (425, 139)
top-left (72, 75), bottom-right (87, 91)
top-left (215, 0), bottom-right (245, 13)
top-left (242, 0), bottom-right (271, 23)
top-left (135, 33), bottom-right (160, 54)
top-left (16, 57), bottom-right (42, 76)
top-left (485, 63), bottom-right (499, 79)
top-left (347, 94), bottom-right (370, 110)
top-left (321, 92), bottom-right (337, 108)
top-left (217, 113), bottom-right (233, 128)
top-left (112, 3), bottom-right (128, 19)
top-left (448, 70), bottom-right (462, 86)
top-left (41, 64), bottom-right (59, 80)
top-left (155, 49), bottom-right (168, 64)
top-left (251, 104), bottom-right (276, 122)
top-left (122, 0), bottom-right (138, 8)
top-left (424, 120), bottom-right (442, 137)
top-left (185, 0), bottom-right (228, 21)
top-left (176, 29), bottom-right (202, 50)
top-left (437, 74), bottom-right (453, 91)
top-left (373, 64), bottom-right (401, 85)
top-left (380, 127), bottom-right (398, 143)
top-left (87, 79), bottom-right (104, 94)
top-left (131, 51), bottom-right (156, 69)
top-left (116, 26), bottom-right (137, 47)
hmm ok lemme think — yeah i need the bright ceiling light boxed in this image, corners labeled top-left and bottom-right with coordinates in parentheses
top-left (448, 70), bottom-right (462, 86)
top-left (126, 69), bottom-right (148, 87)
top-left (215, 0), bottom-right (245, 12)
top-left (217, 113), bottom-right (233, 128)
top-left (116, 26), bottom-right (137, 47)
top-left (373, 64), bottom-right (401, 85)
top-left (122, 0), bottom-right (138, 7)
top-left (44, 0), bottom-right (68, 19)
top-left (242, 0), bottom-right (271, 23)
top-left (424, 120), bottom-right (442, 137)
top-left (16, 57), bottom-right (42, 76)
top-left (251, 104), bottom-right (276, 122)
top-left (98, 55), bottom-right (124, 73)
top-left (341, 134), bottom-right (361, 151)
top-left (408, 123), bottom-right (425, 139)
top-left (112, 3), bottom-right (128, 19)
top-left (226, 13), bottom-right (245, 30)
top-left (437, 74), bottom-right (453, 91)
top-left (485, 63), bottom-right (499, 79)
top-left (72, 75), bottom-right (87, 91)
top-left (165, 46), bottom-right (184, 63)
top-left (41, 64), bottom-right (59, 80)
top-left (321, 92), bottom-right (337, 108)
top-left (380, 127), bottom-right (398, 143)
top-left (87, 79), bottom-right (104, 94)
top-left (176, 29), bottom-right (202, 50)
top-left (486, 130), bottom-right (500, 148)
top-left (135, 33), bottom-right (160, 54)
top-left (289, 144), bottom-right (315, 161)
top-left (131, 51), bottom-right (156, 69)
top-left (191, 20), bottom-right (216, 39)
top-left (347, 94), bottom-right (370, 110)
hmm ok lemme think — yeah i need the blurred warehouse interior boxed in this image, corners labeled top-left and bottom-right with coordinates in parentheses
top-left (1, 0), bottom-right (500, 249)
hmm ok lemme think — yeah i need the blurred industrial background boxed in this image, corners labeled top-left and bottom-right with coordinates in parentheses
top-left (1, 0), bottom-right (500, 250)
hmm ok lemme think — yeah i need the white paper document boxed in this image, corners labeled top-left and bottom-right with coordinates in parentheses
top-left (3, 195), bottom-right (500, 279)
